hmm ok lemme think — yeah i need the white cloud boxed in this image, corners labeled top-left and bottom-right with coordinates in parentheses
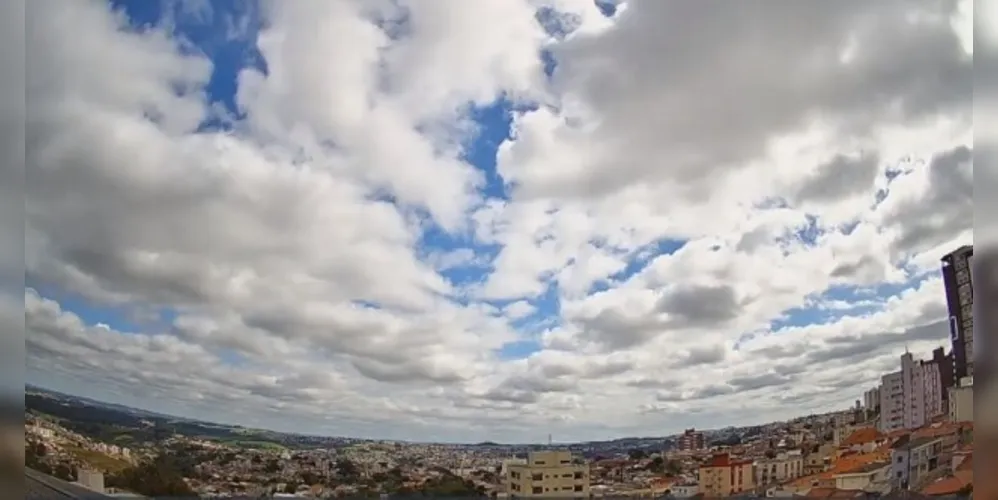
top-left (14, 0), bottom-right (974, 441)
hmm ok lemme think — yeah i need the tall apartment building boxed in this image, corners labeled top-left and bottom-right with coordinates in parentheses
top-left (506, 451), bottom-right (590, 498)
top-left (698, 453), bottom-right (755, 497)
top-left (863, 386), bottom-right (880, 412)
top-left (879, 351), bottom-right (944, 432)
top-left (677, 428), bottom-right (705, 452)
top-left (941, 245), bottom-right (973, 380)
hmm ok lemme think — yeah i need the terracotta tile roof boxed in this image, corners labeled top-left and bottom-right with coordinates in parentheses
top-left (955, 453), bottom-right (972, 472)
top-left (912, 422), bottom-right (962, 439)
top-left (920, 472), bottom-right (972, 496)
top-left (840, 427), bottom-right (883, 447)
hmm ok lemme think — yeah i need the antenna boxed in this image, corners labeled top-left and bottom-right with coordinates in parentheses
top-left (548, 433), bottom-right (552, 446)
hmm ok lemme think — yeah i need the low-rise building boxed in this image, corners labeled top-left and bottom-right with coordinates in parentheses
top-left (506, 451), bottom-right (589, 498)
top-left (698, 453), bottom-right (755, 497)
top-left (890, 435), bottom-right (944, 490)
top-left (669, 482), bottom-right (699, 498)
top-left (832, 461), bottom-right (891, 494)
top-left (755, 450), bottom-right (804, 486)
top-left (948, 376), bottom-right (973, 422)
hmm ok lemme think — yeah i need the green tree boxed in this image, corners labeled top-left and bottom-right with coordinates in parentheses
top-left (628, 449), bottom-right (648, 460)
top-left (106, 454), bottom-right (194, 497)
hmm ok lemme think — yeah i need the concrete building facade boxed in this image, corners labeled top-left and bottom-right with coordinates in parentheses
top-left (863, 386), bottom-right (880, 412)
top-left (677, 428), bottom-right (705, 452)
top-left (891, 436), bottom-right (944, 490)
top-left (755, 450), bottom-right (804, 486)
top-left (941, 245), bottom-right (974, 381)
top-left (506, 451), bottom-right (589, 498)
top-left (948, 376), bottom-right (973, 422)
top-left (698, 453), bottom-right (755, 497)
top-left (879, 351), bottom-right (944, 432)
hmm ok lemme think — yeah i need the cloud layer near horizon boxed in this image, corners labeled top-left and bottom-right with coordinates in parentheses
top-left (10, 0), bottom-right (978, 442)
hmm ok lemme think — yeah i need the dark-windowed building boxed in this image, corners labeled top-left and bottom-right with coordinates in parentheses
top-left (677, 428), bottom-right (705, 451)
top-left (941, 245), bottom-right (973, 381)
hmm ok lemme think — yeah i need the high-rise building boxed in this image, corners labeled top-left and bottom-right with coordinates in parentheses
top-left (863, 386), bottom-right (881, 412)
top-left (879, 351), bottom-right (944, 432)
top-left (941, 245), bottom-right (973, 380)
top-left (505, 451), bottom-right (590, 498)
top-left (677, 428), bottom-right (705, 452)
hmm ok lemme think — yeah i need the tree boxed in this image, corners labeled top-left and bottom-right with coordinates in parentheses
top-left (106, 454), bottom-right (195, 497)
top-left (665, 459), bottom-right (682, 476)
top-left (628, 449), bottom-right (648, 460)
top-left (336, 458), bottom-right (359, 478)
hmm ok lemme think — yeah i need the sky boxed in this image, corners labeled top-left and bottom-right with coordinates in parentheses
top-left (5, 0), bottom-right (986, 443)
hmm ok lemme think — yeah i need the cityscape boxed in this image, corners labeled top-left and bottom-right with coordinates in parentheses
top-left (14, 0), bottom-right (987, 499)
top-left (24, 244), bottom-right (981, 498)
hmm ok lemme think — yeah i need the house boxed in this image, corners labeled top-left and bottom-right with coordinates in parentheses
top-left (890, 436), bottom-right (943, 490)
top-left (839, 427), bottom-right (887, 454)
top-left (804, 444), bottom-right (835, 474)
top-left (831, 461), bottom-right (891, 494)
top-left (669, 482), bottom-right (699, 498)
top-left (755, 450), bottom-right (804, 486)
top-left (919, 452), bottom-right (972, 497)
top-left (779, 449), bottom-right (891, 497)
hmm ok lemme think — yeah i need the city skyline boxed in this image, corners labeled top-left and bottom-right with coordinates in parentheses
top-left (17, 0), bottom-right (975, 443)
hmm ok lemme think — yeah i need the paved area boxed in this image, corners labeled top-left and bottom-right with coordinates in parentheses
top-left (25, 468), bottom-right (113, 499)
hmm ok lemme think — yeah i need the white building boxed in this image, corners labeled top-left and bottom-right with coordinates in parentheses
top-left (755, 450), bottom-right (804, 486)
top-left (879, 351), bottom-right (944, 432)
top-left (670, 483), bottom-right (699, 498)
top-left (949, 376), bottom-right (973, 422)
top-left (863, 386), bottom-right (880, 411)
top-left (879, 370), bottom-right (904, 432)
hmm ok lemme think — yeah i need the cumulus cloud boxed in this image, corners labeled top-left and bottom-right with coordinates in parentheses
top-left (15, 0), bottom-right (973, 441)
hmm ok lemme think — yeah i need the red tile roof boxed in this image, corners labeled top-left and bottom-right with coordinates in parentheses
top-left (920, 471), bottom-right (972, 496)
top-left (840, 427), bottom-right (883, 447)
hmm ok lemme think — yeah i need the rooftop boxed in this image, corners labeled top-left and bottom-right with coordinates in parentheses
top-left (892, 435), bottom-right (940, 452)
top-left (840, 427), bottom-right (883, 447)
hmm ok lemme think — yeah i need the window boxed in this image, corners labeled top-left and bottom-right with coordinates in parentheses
top-left (534, 460), bottom-right (546, 465)
top-left (574, 472), bottom-right (584, 480)
top-left (532, 487), bottom-right (543, 495)
top-left (574, 485), bottom-right (583, 492)
top-left (532, 473), bottom-right (543, 481)
top-left (562, 474), bottom-right (572, 478)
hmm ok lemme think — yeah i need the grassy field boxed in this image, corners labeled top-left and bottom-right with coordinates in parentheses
top-left (215, 438), bottom-right (287, 450)
top-left (63, 444), bottom-right (132, 474)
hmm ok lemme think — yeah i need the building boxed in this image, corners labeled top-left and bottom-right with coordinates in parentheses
top-left (506, 451), bottom-right (589, 498)
top-left (890, 436), bottom-right (944, 490)
top-left (941, 245), bottom-right (973, 381)
top-left (948, 376), bottom-right (973, 422)
top-left (863, 387), bottom-right (880, 413)
top-left (698, 453), bottom-right (755, 497)
top-left (879, 351), bottom-right (944, 432)
top-left (879, 370), bottom-right (904, 432)
top-left (833, 462), bottom-right (892, 494)
top-left (923, 347), bottom-right (954, 411)
top-left (677, 428), bottom-right (705, 452)
top-left (669, 483), bottom-right (699, 498)
top-left (27, 468), bottom-right (114, 499)
top-left (755, 450), bottom-right (804, 485)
